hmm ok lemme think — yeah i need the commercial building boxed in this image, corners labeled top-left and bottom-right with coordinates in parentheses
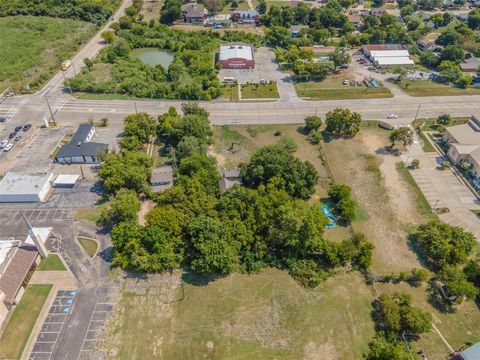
top-left (362, 45), bottom-right (414, 67)
top-left (219, 44), bottom-right (255, 69)
top-left (150, 165), bottom-right (174, 192)
top-left (0, 172), bottom-right (53, 203)
top-left (54, 124), bottom-right (108, 164)
top-left (0, 227), bottom-right (51, 327)
top-left (444, 114), bottom-right (480, 178)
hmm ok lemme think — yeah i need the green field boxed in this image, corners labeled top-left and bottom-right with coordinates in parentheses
top-left (37, 254), bottom-right (67, 271)
top-left (105, 270), bottom-right (374, 360)
top-left (75, 206), bottom-right (106, 223)
top-left (0, 16), bottom-right (96, 92)
top-left (0, 284), bottom-right (53, 359)
top-left (413, 117), bottom-right (469, 131)
top-left (295, 80), bottom-right (393, 100)
top-left (77, 236), bottom-right (98, 258)
top-left (398, 80), bottom-right (480, 97)
top-left (222, 84), bottom-right (240, 102)
top-left (241, 82), bottom-right (280, 99)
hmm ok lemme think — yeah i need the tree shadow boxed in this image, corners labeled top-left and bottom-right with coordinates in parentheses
top-left (406, 233), bottom-right (431, 270)
top-left (181, 268), bottom-right (226, 287)
top-left (426, 281), bottom-right (456, 314)
top-left (97, 245), bottom-right (113, 263)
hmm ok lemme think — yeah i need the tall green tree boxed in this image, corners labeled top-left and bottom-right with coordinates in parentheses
top-left (99, 188), bottom-right (141, 227)
top-left (123, 112), bottom-right (157, 144)
top-left (325, 108), bottom-right (362, 137)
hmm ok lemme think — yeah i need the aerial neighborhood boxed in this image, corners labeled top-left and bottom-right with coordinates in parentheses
top-left (0, 0), bottom-right (480, 359)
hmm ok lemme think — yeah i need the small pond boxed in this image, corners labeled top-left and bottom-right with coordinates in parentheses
top-left (131, 48), bottom-right (175, 68)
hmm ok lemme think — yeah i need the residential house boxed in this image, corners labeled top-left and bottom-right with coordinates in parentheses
top-left (290, 25), bottom-right (308, 38)
top-left (370, 8), bottom-right (386, 17)
top-left (417, 38), bottom-right (434, 51)
top-left (219, 167), bottom-right (243, 191)
top-left (347, 14), bottom-right (363, 28)
top-left (460, 55), bottom-right (480, 73)
top-left (182, 4), bottom-right (208, 24)
top-left (150, 165), bottom-right (174, 192)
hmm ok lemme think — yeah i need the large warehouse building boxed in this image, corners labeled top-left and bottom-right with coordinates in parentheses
top-left (219, 44), bottom-right (255, 69)
top-left (0, 172), bottom-right (53, 202)
top-left (363, 45), bottom-right (414, 67)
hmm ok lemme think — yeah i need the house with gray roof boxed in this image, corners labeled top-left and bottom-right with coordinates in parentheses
top-left (150, 165), bottom-right (174, 192)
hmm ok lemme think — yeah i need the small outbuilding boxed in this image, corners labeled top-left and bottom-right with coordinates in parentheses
top-left (219, 167), bottom-right (243, 191)
top-left (219, 44), bottom-right (255, 69)
top-left (53, 174), bottom-right (79, 188)
top-left (0, 172), bottom-right (53, 203)
top-left (150, 165), bottom-right (174, 192)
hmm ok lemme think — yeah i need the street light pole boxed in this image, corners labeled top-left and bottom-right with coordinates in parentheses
top-left (45, 97), bottom-right (56, 126)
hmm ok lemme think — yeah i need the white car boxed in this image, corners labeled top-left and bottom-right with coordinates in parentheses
top-left (387, 114), bottom-right (398, 119)
top-left (3, 143), bottom-right (13, 152)
top-left (0, 140), bottom-right (8, 149)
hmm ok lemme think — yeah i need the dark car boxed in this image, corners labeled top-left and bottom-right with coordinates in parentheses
top-left (22, 124), bottom-right (31, 131)
top-left (0, 116), bottom-right (6, 122)
top-left (14, 126), bottom-right (22, 132)
top-left (8, 132), bottom-right (16, 138)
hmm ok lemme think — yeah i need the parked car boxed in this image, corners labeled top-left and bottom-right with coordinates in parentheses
top-left (3, 143), bottom-right (13, 152)
top-left (14, 126), bottom-right (22, 132)
top-left (8, 132), bottom-right (16, 138)
top-left (0, 140), bottom-right (8, 148)
top-left (14, 135), bottom-right (21, 141)
top-left (343, 79), bottom-right (349, 85)
top-left (0, 116), bottom-right (6, 122)
top-left (260, 79), bottom-right (267, 84)
top-left (387, 114), bottom-right (398, 119)
top-left (22, 124), bottom-right (31, 131)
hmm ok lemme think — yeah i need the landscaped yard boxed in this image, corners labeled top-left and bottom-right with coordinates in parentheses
top-left (412, 117), bottom-right (469, 131)
top-left (0, 16), bottom-right (96, 92)
top-left (0, 284), bottom-right (53, 359)
top-left (77, 236), bottom-right (98, 258)
top-left (104, 270), bottom-right (374, 360)
top-left (397, 80), bottom-right (480, 97)
top-left (295, 76), bottom-right (393, 100)
top-left (222, 84), bottom-right (240, 101)
top-left (37, 254), bottom-right (67, 271)
top-left (241, 82), bottom-right (280, 99)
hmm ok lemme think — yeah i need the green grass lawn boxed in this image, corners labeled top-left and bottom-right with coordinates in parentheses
top-left (77, 236), bottom-right (98, 258)
top-left (295, 80), bottom-right (393, 100)
top-left (397, 80), bottom-right (480, 97)
top-left (105, 270), bottom-right (374, 359)
top-left (413, 117), bottom-right (469, 131)
top-left (222, 84), bottom-right (240, 102)
top-left (0, 284), bottom-right (53, 359)
top-left (0, 16), bottom-right (96, 92)
top-left (37, 254), bottom-right (67, 271)
top-left (75, 206), bottom-right (106, 223)
top-left (241, 82), bottom-right (280, 99)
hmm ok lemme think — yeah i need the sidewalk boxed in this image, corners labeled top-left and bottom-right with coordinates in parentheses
top-left (405, 133), bottom-right (480, 239)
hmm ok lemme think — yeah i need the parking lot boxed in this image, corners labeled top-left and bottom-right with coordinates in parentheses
top-left (218, 47), bottom-right (297, 101)
top-left (0, 208), bottom-right (74, 223)
top-left (29, 290), bottom-right (77, 360)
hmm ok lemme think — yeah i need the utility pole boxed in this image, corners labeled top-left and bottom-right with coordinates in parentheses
top-left (414, 105), bottom-right (421, 121)
top-left (134, 102), bottom-right (138, 114)
top-left (45, 96), bottom-right (56, 126)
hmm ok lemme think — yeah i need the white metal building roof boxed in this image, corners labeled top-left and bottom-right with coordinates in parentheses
top-left (370, 50), bottom-right (410, 58)
top-left (0, 172), bottom-right (52, 196)
top-left (219, 44), bottom-right (254, 61)
top-left (374, 57), bottom-right (414, 65)
top-left (53, 174), bottom-right (79, 186)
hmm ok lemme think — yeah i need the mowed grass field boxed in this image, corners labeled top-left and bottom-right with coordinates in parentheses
top-left (0, 16), bottom-right (96, 91)
top-left (105, 270), bottom-right (374, 360)
top-left (295, 75), bottom-right (393, 100)
top-left (398, 80), bottom-right (480, 97)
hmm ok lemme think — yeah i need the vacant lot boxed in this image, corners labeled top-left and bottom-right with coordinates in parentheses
top-left (0, 16), bottom-right (96, 92)
top-left (0, 284), bottom-right (53, 359)
top-left (322, 127), bottom-right (426, 273)
top-left (397, 80), bottom-right (480, 97)
top-left (241, 82), bottom-right (279, 99)
top-left (295, 75), bottom-right (393, 100)
top-left (105, 270), bottom-right (374, 360)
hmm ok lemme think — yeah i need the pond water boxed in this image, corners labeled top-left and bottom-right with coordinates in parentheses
top-left (131, 48), bottom-right (174, 68)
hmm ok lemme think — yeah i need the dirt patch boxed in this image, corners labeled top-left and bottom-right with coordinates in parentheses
top-left (360, 131), bottom-right (422, 224)
top-left (138, 200), bottom-right (156, 226)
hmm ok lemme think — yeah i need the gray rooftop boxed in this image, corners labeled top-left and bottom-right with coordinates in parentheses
top-left (445, 123), bottom-right (480, 145)
top-left (151, 166), bottom-right (173, 184)
top-left (71, 124), bottom-right (93, 145)
top-left (459, 342), bottom-right (480, 360)
top-left (0, 172), bottom-right (52, 195)
top-left (219, 44), bottom-right (254, 61)
top-left (56, 142), bottom-right (108, 159)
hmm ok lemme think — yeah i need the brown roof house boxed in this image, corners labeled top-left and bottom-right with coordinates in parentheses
top-left (150, 165), bottom-right (174, 192)
top-left (219, 167), bottom-right (243, 191)
top-left (0, 227), bottom-right (51, 327)
top-left (182, 4), bottom-right (208, 24)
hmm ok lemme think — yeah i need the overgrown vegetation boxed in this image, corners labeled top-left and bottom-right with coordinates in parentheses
top-left (104, 104), bottom-right (374, 287)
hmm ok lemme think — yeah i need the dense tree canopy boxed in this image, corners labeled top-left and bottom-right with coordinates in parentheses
top-left (242, 145), bottom-right (318, 199)
top-left (123, 112), bottom-right (157, 144)
top-left (325, 108), bottom-right (362, 137)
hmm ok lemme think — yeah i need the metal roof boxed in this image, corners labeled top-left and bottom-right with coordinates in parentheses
top-left (374, 57), bottom-right (414, 65)
top-left (0, 172), bottom-right (52, 195)
top-left (219, 44), bottom-right (254, 61)
top-left (370, 50), bottom-right (410, 57)
top-left (71, 124), bottom-right (94, 145)
top-left (55, 142), bottom-right (107, 159)
top-left (460, 343), bottom-right (480, 360)
top-left (53, 174), bottom-right (79, 186)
